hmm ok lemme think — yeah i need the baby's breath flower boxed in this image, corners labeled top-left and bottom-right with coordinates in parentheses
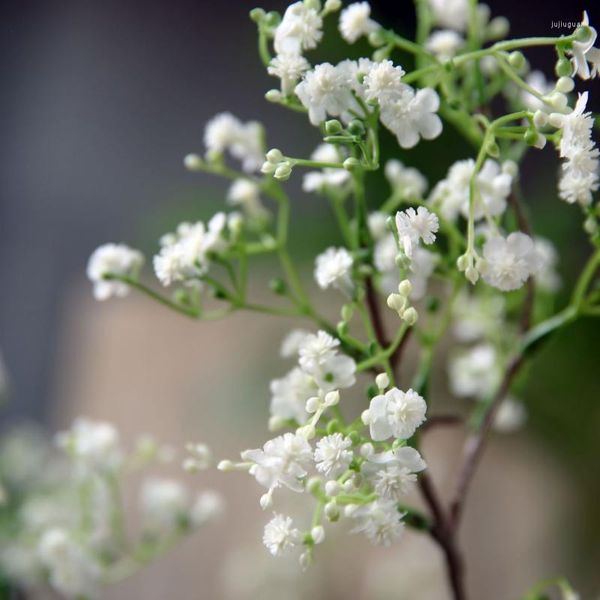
top-left (339, 2), bottom-right (379, 44)
top-left (268, 54), bottom-right (311, 96)
top-left (363, 60), bottom-right (405, 105)
top-left (274, 1), bottom-right (323, 56)
top-left (270, 367), bottom-right (315, 425)
top-left (425, 30), bottom-right (464, 61)
top-left (87, 244), bottom-right (144, 301)
top-left (263, 514), bottom-right (301, 556)
top-left (384, 160), bottom-right (428, 200)
top-left (314, 433), bottom-right (353, 477)
top-left (314, 247), bottom-right (354, 293)
top-left (448, 343), bottom-right (502, 399)
top-left (395, 206), bottom-right (439, 258)
top-left (350, 498), bottom-right (405, 546)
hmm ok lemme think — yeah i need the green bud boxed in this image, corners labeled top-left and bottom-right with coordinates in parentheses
top-left (343, 157), bottom-right (361, 171)
top-left (523, 128), bottom-right (538, 146)
top-left (266, 148), bottom-right (283, 163)
top-left (574, 25), bottom-right (594, 43)
top-left (325, 119), bottom-right (343, 135)
top-left (269, 277), bottom-right (287, 295)
top-left (326, 420), bottom-right (341, 434)
top-left (348, 431), bottom-right (361, 445)
top-left (368, 29), bottom-right (386, 47)
top-left (555, 56), bottom-right (572, 78)
top-left (337, 321), bottom-right (349, 337)
top-left (307, 476), bottom-right (322, 495)
top-left (249, 8), bottom-right (266, 23)
top-left (341, 304), bottom-right (354, 322)
top-left (274, 163), bottom-right (292, 180)
top-left (456, 254), bottom-right (469, 271)
top-left (303, 0), bottom-right (321, 11)
top-left (264, 11), bottom-right (281, 28)
top-left (347, 119), bottom-right (366, 137)
top-left (373, 48), bottom-right (390, 62)
top-left (486, 141), bottom-right (500, 158)
top-left (508, 51), bottom-right (525, 70)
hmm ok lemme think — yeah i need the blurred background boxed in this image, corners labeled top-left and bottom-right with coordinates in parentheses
top-left (1, 0), bottom-right (599, 598)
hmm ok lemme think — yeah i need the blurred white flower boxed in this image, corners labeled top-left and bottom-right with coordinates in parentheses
top-left (339, 2), bottom-right (379, 44)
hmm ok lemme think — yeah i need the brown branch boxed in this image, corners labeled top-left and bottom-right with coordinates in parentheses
top-left (389, 326), bottom-right (413, 385)
top-left (421, 414), bottom-right (464, 433)
top-left (449, 353), bottom-right (525, 528)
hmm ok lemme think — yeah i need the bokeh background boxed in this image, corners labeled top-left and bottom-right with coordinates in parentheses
top-left (1, 0), bottom-right (599, 598)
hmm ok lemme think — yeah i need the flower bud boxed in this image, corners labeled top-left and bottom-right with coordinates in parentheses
top-left (555, 56), bottom-right (573, 78)
top-left (324, 0), bottom-right (342, 12)
top-left (375, 372), bottom-right (389, 390)
top-left (307, 476), bottom-right (322, 495)
top-left (268, 415), bottom-right (288, 431)
top-left (305, 396), bottom-right (321, 413)
top-left (486, 141), bottom-right (500, 158)
top-left (347, 119), bottom-right (366, 137)
top-left (555, 76), bottom-right (574, 93)
top-left (343, 157), bottom-right (361, 171)
top-left (533, 110), bottom-right (548, 129)
top-left (265, 89), bottom-right (282, 102)
top-left (299, 551), bottom-right (311, 570)
top-left (266, 148), bottom-right (284, 163)
top-left (325, 119), bottom-right (343, 135)
top-left (341, 304), bottom-right (354, 322)
top-left (402, 306), bottom-right (418, 326)
top-left (269, 277), bottom-right (287, 295)
top-left (360, 442), bottom-right (374, 458)
top-left (486, 16), bottom-right (509, 40)
top-left (325, 501), bottom-right (340, 521)
top-left (584, 216), bottom-right (598, 235)
top-left (183, 153), bottom-right (202, 171)
top-left (260, 492), bottom-right (273, 510)
top-left (311, 526), bottom-right (325, 544)
top-left (361, 409), bottom-right (371, 425)
top-left (508, 51), bottom-right (525, 70)
top-left (325, 480), bottom-right (341, 496)
top-left (398, 279), bottom-right (412, 297)
top-left (217, 460), bottom-right (234, 471)
top-left (324, 390), bottom-right (340, 406)
top-left (336, 321), bottom-right (349, 337)
top-left (465, 266), bottom-right (479, 284)
top-left (249, 8), bottom-right (266, 23)
top-left (261, 161), bottom-right (276, 175)
top-left (546, 91), bottom-right (568, 111)
top-left (574, 25), bottom-right (594, 43)
top-left (368, 29), bottom-right (386, 46)
top-left (274, 163), bottom-right (292, 181)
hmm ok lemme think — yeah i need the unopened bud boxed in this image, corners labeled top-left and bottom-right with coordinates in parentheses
top-left (183, 153), bottom-right (202, 171)
top-left (398, 279), bottom-right (412, 297)
top-left (375, 372), bottom-right (390, 390)
top-left (403, 306), bottom-right (418, 326)
top-left (343, 157), bottom-right (361, 171)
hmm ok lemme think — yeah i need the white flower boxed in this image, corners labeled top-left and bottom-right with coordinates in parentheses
top-left (295, 62), bottom-right (358, 125)
top-left (350, 499), bottom-right (404, 546)
top-left (384, 160), bottom-right (428, 200)
top-left (227, 179), bottom-right (269, 220)
top-left (551, 93), bottom-right (600, 206)
top-left (310, 353), bottom-right (357, 393)
top-left (568, 12), bottom-right (600, 80)
top-left (368, 211), bottom-right (390, 241)
top-left (302, 143), bottom-right (350, 192)
top-left (153, 214), bottom-right (227, 286)
top-left (274, 2), bottom-right (323, 56)
top-left (428, 0), bottom-right (468, 31)
top-left (314, 433), bottom-right (353, 477)
top-left (38, 529), bottom-right (101, 600)
top-left (430, 158), bottom-right (514, 221)
top-left (241, 433), bottom-right (313, 495)
top-left (408, 247), bottom-right (438, 300)
top-left (363, 387), bottom-right (427, 441)
top-left (452, 291), bottom-right (505, 342)
top-left (380, 86), bottom-right (442, 149)
top-left (263, 514), bottom-right (301, 556)
top-left (363, 446), bottom-right (426, 500)
top-left (86, 244), bottom-right (144, 301)
top-left (270, 367), bottom-right (315, 424)
top-left (395, 207), bottom-right (439, 257)
top-left (140, 478), bottom-right (190, 530)
top-left (280, 329), bottom-right (312, 358)
top-left (268, 54), bottom-right (310, 96)
top-left (448, 343), bottom-right (502, 399)
top-left (520, 70), bottom-right (553, 112)
top-left (298, 331), bottom-right (340, 372)
top-left (425, 30), bottom-right (464, 61)
top-left (339, 2), bottom-right (379, 44)
top-left (190, 490), bottom-right (224, 526)
top-left (534, 237), bottom-right (561, 292)
top-left (203, 113), bottom-right (264, 173)
top-left (314, 247), bottom-right (353, 292)
top-left (363, 60), bottom-right (405, 105)
top-left (56, 418), bottom-right (122, 474)
top-left (493, 397), bottom-right (527, 433)
top-left (481, 232), bottom-right (540, 291)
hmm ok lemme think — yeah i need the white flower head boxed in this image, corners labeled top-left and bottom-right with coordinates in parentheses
top-left (363, 387), bottom-right (427, 441)
top-left (190, 490), bottom-right (225, 526)
top-left (451, 291), bottom-right (506, 342)
top-left (241, 432), bottom-right (313, 496)
top-left (274, 1), bottom-right (323, 56)
top-left (280, 329), bottom-right (312, 358)
top-left (38, 529), bottom-right (101, 600)
top-left (425, 30), bottom-right (464, 61)
top-left (363, 446), bottom-right (426, 500)
top-left (481, 232), bottom-right (540, 291)
top-left (363, 60), bottom-right (405, 105)
top-left (268, 54), bottom-right (310, 96)
top-left (87, 244), bottom-right (144, 301)
top-left (568, 12), bottom-right (600, 80)
top-left (314, 433), bottom-right (353, 477)
top-left (380, 86), bottom-right (442, 149)
top-left (227, 179), bottom-right (269, 221)
top-left (368, 211), bottom-right (390, 241)
top-left (295, 62), bottom-right (358, 125)
top-left (263, 514), bottom-right (301, 556)
top-left (314, 247), bottom-right (354, 293)
top-left (140, 478), bottom-right (190, 530)
top-left (302, 143), bottom-right (350, 192)
top-left (395, 207), bottom-right (439, 257)
top-left (448, 343), bottom-right (502, 399)
top-left (203, 113), bottom-right (264, 173)
top-left (270, 367), bottom-right (315, 424)
top-left (339, 2), bottom-right (379, 44)
top-left (56, 417), bottom-right (122, 474)
top-left (534, 237), bottom-right (561, 292)
top-left (298, 330), bottom-right (340, 372)
top-left (384, 160), bottom-right (428, 200)
top-left (351, 498), bottom-right (404, 546)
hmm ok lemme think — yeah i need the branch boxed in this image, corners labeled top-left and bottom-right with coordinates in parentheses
top-left (365, 277), bottom-right (389, 348)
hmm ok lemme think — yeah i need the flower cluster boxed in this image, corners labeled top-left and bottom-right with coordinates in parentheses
top-left (0, 419), bottom-right (222, 599)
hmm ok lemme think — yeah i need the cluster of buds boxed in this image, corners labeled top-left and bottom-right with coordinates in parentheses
top-left (386, 279), bottom-right (418, 325)
top-left (261, 148), bottom-right (293, 181)
top-left (182, 442), bottom-right (213, 473)
top-left (298, 390), bottom-right (340, 439)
